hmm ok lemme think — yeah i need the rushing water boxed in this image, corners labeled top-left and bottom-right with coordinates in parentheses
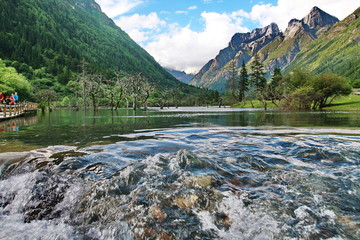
top-left (0, 107), bottom-right (360, 239)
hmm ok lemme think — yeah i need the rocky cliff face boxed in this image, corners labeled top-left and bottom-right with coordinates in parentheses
top-left (286, 7), bottom-right (360, 85)
top-left (190, 6), bottom-right (339, 91)
top-left (190, 23), bottom-right (282, 91)
top-left (277, 7), bottom-right (339, 41)
top-left (263, 6), bottom-right (339, 73)
top-left (303, 6), bottom-right (339, 29)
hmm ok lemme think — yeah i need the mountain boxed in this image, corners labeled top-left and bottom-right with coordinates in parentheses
top-left (0, 0), bottom-right (188, 90)
top-left (165, 68), bottom-right (194, 84)
top-left (302, 6), bottom-right (339, 28)
top-left (287, 7), bottom-right (360, 85)
top-left (190, 23), bottom-right (282, 91)
top-left (263, 6), bottom-right (339, 71)
top-left (190, 6), bottom-right (340, 91)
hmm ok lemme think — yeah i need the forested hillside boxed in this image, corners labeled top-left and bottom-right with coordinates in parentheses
top-left (0, 0), bottom-right (194, 95)
top-left (287, 7), bottom-right (360, 86)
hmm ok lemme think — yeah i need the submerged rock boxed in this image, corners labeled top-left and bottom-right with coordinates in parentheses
top-left (0, 152), bottom-right (30, 175)
top-left (148, 205), bottom-right (166, 222)
top-left (177, 149), bottom-right (208, 169)
top-left (193, 175), bottom-right (213, 188)
top-left (173, 195), bottom-right (199, 208)
top-left (0, 152), bottom-right (29, 164)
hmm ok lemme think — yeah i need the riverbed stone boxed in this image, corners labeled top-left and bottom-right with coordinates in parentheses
top-left (173, 195), bottom-right (199, 208)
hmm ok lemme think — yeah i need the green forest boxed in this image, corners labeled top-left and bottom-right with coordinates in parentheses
top-left (0, 0), bottom-right (174, 82)
top-left (227, 56), bottom-right (353, 110)
top-left (0, 0), bottom-right (221, 109)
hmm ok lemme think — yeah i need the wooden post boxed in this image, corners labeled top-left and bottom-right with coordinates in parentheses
top-left (0, 104), bottom-right (4, 118)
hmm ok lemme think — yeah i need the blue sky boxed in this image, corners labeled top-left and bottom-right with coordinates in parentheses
top-left (96, 0), bottom-right (359, 73)
top-left (114, 0), bottom-right (274, 31)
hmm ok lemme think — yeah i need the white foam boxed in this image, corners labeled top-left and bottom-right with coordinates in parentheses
top-left (0, 172), bottom-right (37, 214)
top-left (196, 191), bottom-right (280, 240)
top-left (0, 213), bottom-right (78, 240)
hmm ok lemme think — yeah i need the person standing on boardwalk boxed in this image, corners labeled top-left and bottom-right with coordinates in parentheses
top-left (9, 94), bottom-right (15, 104)
top-left (0, 92), bottom-right (4, 103)
top-left (13, 92), bottom-right (19, 104)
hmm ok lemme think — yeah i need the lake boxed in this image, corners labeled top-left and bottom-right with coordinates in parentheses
top-left (0, 107), bottom-right (360, 239)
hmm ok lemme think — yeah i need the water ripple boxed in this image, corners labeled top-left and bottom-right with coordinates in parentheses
top-left (0, 126), bottom-right (359, 239)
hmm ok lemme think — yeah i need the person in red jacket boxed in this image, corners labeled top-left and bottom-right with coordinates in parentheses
top-left (9, 94), bottom-right (15, 104)
top-left (0, 92), bottom-right (4, 103)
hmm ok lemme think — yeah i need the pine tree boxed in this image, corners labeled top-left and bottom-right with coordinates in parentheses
top-left (250, 54), bottom-right (267, 109)
top-left (268, 67), bottom-right (282, 106)
top-left (250, 54), bottom-right (266, 91)
top-left (226, 59), bottom-right (240, 102)
top-left (239, 61), bottom-right (249, 102)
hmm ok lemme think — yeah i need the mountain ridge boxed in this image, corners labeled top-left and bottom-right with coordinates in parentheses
top-left (190, 23), bottom-right (282, 90)
top-left (287, 6), bottom-right (360, 86)
top-left (190, 6), bottom-right (343, 91)
top-left (165, 68), bottom-right (194, 84)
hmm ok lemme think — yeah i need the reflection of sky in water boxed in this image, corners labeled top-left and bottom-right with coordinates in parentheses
top-left (0, 108), bottom-right (359, 158)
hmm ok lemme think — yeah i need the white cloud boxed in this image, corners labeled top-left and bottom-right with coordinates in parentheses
top-left (97, 0), bottom-right (359, 74)
top-left (188, 6), bottom-right (198, 10)
top-left (116, 12), bottom-right (165, 30)
top-left (125, 29), bottom-right (148, 42)
top-left (96, 0), bottom-right (143, 18)
top-left (248, 0), bottom-right (359, 30)
top-left (175, 11), bottom-right (188, 14)
top-left (143, 12), bottom-right (249, 73)
top-left (115, 12), bottom-right (166, 42)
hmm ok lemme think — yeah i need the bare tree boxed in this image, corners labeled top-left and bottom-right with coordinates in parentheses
top-left (157, 91), bottom-right (170, 109)
top-left (76, 60), bottom-right (105, 111)
top-left (124, 73), bottom-right (152, 110)
top-left (87, 73), bottom-right (104, 111)
top-left (78, 59), bottom-right (90, 110)
top-left (139, 80), bottom-right (153, 111)
top-left (169, 89), bottom-right (181, 108)
top-left (38, 89), bottom-right (57, 112)
top-left (104, 71), bottom-right (127, 110)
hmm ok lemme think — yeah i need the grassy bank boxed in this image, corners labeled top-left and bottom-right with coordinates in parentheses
top-left (323, 94), bottom-right (360, 111)
top-left (232, 101), bottom-right (278, 109)
top-left (232, 93), bottom-right (360, 111)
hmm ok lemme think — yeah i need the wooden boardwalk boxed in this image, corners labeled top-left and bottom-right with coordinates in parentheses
top-left (0, 102), bottom-right (38, 121)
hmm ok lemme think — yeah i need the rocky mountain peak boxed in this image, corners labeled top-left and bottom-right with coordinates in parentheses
top-left (250, 23), bottom-right (280, 38)
top-left (284, 7), bottom-right (339, 39)
top-left (302, 6), bottom-right (339, 28)
top-left (265, 23), bottom-right (281, 35)
top-left (284, 19), bottom-right (304, 39)
top-left (229, 23), bottom-right (281, 49)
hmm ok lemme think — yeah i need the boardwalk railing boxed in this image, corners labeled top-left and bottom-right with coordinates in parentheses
top-left (0, 102), bottom-right (38, 120)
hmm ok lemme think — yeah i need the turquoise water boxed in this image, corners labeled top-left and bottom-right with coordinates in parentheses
top-left (1, 108), bottom-right (360, 149)
top-left (0, 107), bottom-right (359, 239)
